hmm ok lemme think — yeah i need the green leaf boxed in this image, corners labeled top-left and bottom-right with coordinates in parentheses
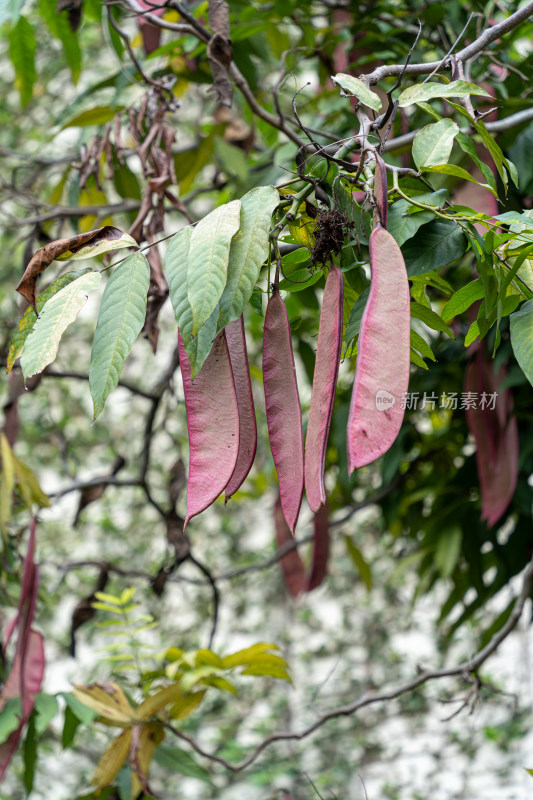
top-left (412, 120), bottom-right (459, 170)
top-left (61, 106), bottom-right (124, 129)
top-left (38, 0), bottom-right (82, 82)
top-left (154, 745), bottom-right (213, 784)
top-left (410, 301), bottom-right (454, 337)
top-left (7, 269), bottom-right (91, 373)
top-left (23, 712), bottom-right (37, 793)
top-left (20, 271), bottom-right (102, 379)
top-left (410, 348), bottom-right (429, 370)
top-left (56, 231), bottom-right (137, 261)
top-left (410, 329), bottom-right (435, 361)
top-left (34, 693), bottom-right (59, 737)
top-left (217, 186), bottom-right (279, 331)
top-left (388, 190), bottom-right (446, 246)
top-left (464, 320), bottom-right (480, 347)
top-left (435, 527), bottom-right (462, 578)
top-left (510, 300), bottom-right (533, 387)
top-left (187, 200), bottom-right (241, 336)
top-left (8, 16), bottom-right (36, 107)
top-left (398, 79), bottom-right (490, 108)
top-left (0, 698), bottom-right (23, 743)
top-left (166, 226), bottom-right (219, 377)
top-left (344, 289), bottom-right (369, 343)
top-left (441, 279), bottom-right (485, 321)
top-left (344, 536), bottom-right (372, 591)
top-left (240, 664), bottom-right (291, 681)
top-left (402, 219), bottom-right (468, 277)
top-left (331, 73), bottom-right (382, 111)
top-left (89, 253), bottom-right (150, 418)
top-left (422, 163), bottom-right (496, 195)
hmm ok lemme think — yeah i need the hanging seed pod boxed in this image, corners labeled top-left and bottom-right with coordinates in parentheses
top-left (373, 152), bottom-right (388, 228)
top-left (347, 226), bottom-right (410, 472)
top-left (263, 292), bottom-right (304, 533)
top-left (273, 494), bottom-right (306, 598)
top-left (306, 502), bottom-right (330, 591)
top-left (465, 348), bottom-right (519, 526)
top-left (179, 330), bottom-right (239, 527)
top-left (304, 265), bottom-right (343, 512)
top-left (224, 316), bottom-right (257, 500)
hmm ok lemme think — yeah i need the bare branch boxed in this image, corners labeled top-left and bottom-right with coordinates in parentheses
top-left (166, 554), bottom-right (533, 773)
top-left (363, 2), bottom-right (533, 84)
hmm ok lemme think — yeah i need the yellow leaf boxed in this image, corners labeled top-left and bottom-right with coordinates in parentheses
top-left (135, 684), bottom-right (183, 720)
top-left (72, 683), bottom-right (134, 726)
top-left (93, 729), bottom-right (131, 788)
top-left (195, 649), bottom-right (223, 668)
top-left (12, 455), bottom-right (50, 510)
top-left (221, 643), bottom-right (280, 669)
top-left (169, 690), bottom-right (206, 720)
top-left (288, 213), bottom-right (316, 250)
top-left (0, 434), bottom-right (15, 529)
top-left (130, 723), bottom-right (164, 798)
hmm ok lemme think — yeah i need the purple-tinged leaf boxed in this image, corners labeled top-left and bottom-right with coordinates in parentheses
top-left (347, 227), bottom-right (410, 472)
top-left (307, 503), bottom-right (330, 591)
top-left (304, 266), bottom-right (343, 512)
top-left (263, 293), bottom-right (304, 533)
top-left (179, 330), bottom-right (239, 527)
top-left (224, 316), bottom-right (257, 501)
top-left (274, 495), bottom-right (306, 598)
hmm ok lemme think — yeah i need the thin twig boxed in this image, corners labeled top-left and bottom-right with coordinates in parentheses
top-left (165, 554), bottom-right (533, 772)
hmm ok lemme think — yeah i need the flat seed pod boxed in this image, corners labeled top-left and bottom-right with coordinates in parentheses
top-left (263, 292), bottom-right (304, 533)
top-left (224, 316), bottom-right (257, 500)
top-left (347, 226), bottom-right (410, 472)
top-left (373, 153), bottom-right (388, 228)
top-left (273, 495), bottom-right (306, 598)
top-left (179, 330), bottom-right (239, 527)
top-left (465, 350), bottom-right (519, 526)
top-left (306, 503), bottom-right (330, 591)
top-left (304, 266), bottom-right (343, 512)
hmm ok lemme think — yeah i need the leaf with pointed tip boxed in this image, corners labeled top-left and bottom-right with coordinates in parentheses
top-left (398, 79), bottom-right (491, 107)
top-left (166, 227), bottom-right (219, 378)
top-left (217, 186), bottom-right (279, 331)
top-left (187, 200), bottom-right (241, 336)
top-left (17, 226), bottom-right (135, 311)
top-left (510, 300), bottom-right (533, 387)
top-left (20, 271), bottom-right (101, 380)
top-left (9, 16), bottom-right (36, 107)
top-left (89, 253), bottom-right (150, 418)
top-left (7, 270), bottom-right (91, 374)
top-left (412, 119), bottom-right (459, 170)
top-left (331, 73), bottom-right (381, 111)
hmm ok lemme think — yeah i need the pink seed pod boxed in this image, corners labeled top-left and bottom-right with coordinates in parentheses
top-left (347, 226), bottom-right (410, 472)
top-left (373, 153), bottom-right (388, 229)
top-left (179, 330), bottom-right (239, 527)
top-left (224, 316), bottom-right (257, 500)
top-left (263, 292), bottom-right (304, 533)
top-left (304, 266), bottom-right (343, 512)
top-left (306, 503), bottom-right (330, 591)
top-left (465, 348), bottom-right (519, 526)
top-left (274, 494), bottom-right (306, 598)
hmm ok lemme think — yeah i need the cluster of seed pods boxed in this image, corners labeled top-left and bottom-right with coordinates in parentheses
top-left (179, 157), bottom-right (410, 589)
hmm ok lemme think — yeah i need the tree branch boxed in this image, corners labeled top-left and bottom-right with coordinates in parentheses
top-left (363, 2), bottom-right (533, 84)
top-left (166, 553), bottom-right (533, 773)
